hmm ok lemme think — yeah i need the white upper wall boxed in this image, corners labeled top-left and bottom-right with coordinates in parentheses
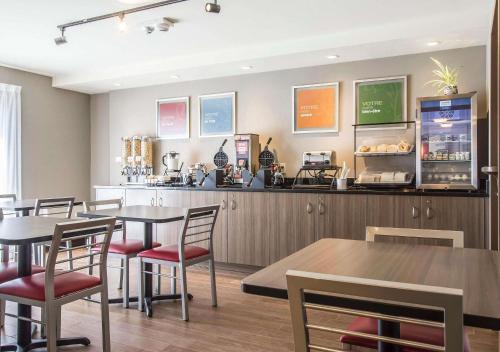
top-left (0, 0), bottom-right (494, 93)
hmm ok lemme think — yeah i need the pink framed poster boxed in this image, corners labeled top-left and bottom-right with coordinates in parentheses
top-left (156, 97), bottom-right (190, 139)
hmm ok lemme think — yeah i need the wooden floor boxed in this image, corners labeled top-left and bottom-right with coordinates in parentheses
top-left (0, 258), bottom-right (498, 351)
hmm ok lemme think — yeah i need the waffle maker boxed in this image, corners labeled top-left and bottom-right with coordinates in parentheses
top-left (244, 137), bottom-right (276, 189)
top-left (197, 139), bottom-right (229, 189)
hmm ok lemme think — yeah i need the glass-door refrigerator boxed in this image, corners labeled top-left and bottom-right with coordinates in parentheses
top-left (416, 92), bottom-right (477, 190)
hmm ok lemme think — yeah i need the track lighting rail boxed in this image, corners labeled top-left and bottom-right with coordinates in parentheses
top-left (56, 0), bottom-right (189, 31)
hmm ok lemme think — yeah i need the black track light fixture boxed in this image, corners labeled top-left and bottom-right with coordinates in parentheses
top-left (54, 28), bottom-right (67, 45)
top-left (205, 0), bottom-right (221, 13)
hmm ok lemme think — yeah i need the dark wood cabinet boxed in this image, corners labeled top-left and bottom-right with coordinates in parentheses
top-left (269, 193), bottom-right (317, 263)
top-left (227, 192), bottom-right (271, 266)
top-left (317, 194), bottom-right (367, 241)
top-left (365, 195), bottom-right (421, 229)
top-left (190, 191), bottom-right (228, 263)
top-left (421, 196), bottom-right (486, 249)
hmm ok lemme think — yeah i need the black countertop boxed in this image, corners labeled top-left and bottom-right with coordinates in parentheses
top-left (96, 184), bottom-right (488, 198)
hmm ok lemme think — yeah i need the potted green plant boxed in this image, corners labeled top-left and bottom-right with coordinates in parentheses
top-left (426, 57), bottom-right (459, 95)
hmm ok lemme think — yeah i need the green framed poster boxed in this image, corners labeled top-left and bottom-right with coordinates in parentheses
top-left (354, 76), bottom-right (407, 127)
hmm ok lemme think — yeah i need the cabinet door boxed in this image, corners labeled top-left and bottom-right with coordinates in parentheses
top-left (421, 196), bottom-right (486, 249)
top-left (227, 192), bottom-right (270, 266)
top-left (269, 193), bottom-right (317, 264)
top-left (317, 194), bottom-right (367, 241)
top-left (125, 189), bottom-right (157, 241)
top-left (190, 191), bottom-right (228, 263)
top-left (365, 195), bottom-right (421, 231)
top-left (95, 188), bottom-right (125, 203)
top-left (156, 190), bottom-right (191, 245)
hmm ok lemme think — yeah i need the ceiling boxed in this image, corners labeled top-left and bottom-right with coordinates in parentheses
top-left (0, 0), bottom-right (495, 94)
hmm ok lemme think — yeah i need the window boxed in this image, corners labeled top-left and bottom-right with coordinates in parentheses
top-left (0, 83), bottom-right (22, 197)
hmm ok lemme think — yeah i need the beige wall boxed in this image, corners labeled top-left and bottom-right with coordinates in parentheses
top-left (90, 93), bottom-right (110, 195)
top-left (0, 66), bottom-right (90, 200)
top-left (91, 46), bottom-right (487, 185)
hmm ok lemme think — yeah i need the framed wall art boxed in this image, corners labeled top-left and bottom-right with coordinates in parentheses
top-left (199, 92), bottom-right (236, 137)
top-left (156, 97), bottom-right (190, 139)
top-left (354, 76), bottom-right (407, 128)
top-left (292, 82), bottom-right (340, 134)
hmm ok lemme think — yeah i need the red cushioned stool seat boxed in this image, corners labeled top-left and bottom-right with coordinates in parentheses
top-left (0, 272), bottom-right (101, 301)
top-left (91, 239), bottom-right (161, 255)
top-left (0, 263), bottom-right (44, 283)
top-left (340, 317), bottom-right (470, 352)
top-left (138, 244), bottom-right (209, 262)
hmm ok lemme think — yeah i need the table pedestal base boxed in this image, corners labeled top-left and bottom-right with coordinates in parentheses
top-left (1, 336), bottom-right (90, 352)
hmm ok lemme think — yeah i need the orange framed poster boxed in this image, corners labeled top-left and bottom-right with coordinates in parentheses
top-left (292, 82), bottom-right (339, 134)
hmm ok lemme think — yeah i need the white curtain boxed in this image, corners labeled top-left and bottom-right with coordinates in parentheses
top-left (0, 83), bottom-right (22, 197)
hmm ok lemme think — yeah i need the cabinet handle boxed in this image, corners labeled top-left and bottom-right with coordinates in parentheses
top-left (159, 197), bottom-right (163, 207)
top-left (231, 200), bottom-right (236, 210)
top-left (306, 202), bottom-right (313, 214)
top-left (411, 206), bottom-right (419, 219)
top-left (318, 200), bottom-right (325, 215)
top-left (426, 207), bottom-right (433, 219)
top-left (221, 200), bottom-right (226, 210)
top-left (151, 197), bottom-right (155, 206)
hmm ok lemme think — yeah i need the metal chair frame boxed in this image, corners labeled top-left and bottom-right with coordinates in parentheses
top-left (83, 199), bottom-right (162, 308)
top-left (366, 226), bottom-right (464, 248)
top-left (286, 270), bottom-right (464, 352)
top-left (137, 205), bottom-right (220, 321)
top-left (0, 217), bottom-right (116, 352)
top-left (34, 197), bottom-right (76, 269)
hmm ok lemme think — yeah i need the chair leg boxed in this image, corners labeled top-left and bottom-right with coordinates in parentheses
top-left (118, 259), bottom-right (124, 290)
top-left (137, 259), bottom-right (144, 312)
top-left (101, 288), bottom-right (111, 352)
top-left (155, 264), bottom-right (161, 295)
top-left (209, 259), bottom-right (217, 307)
top-left (0, 299), bottom-right (5, 328)
top-left (56, 306), bottom-right (61, 339)
top-left (67, 242), bottom-right (73, 270)
top-left (123, 258), bottom-right (130, 309)
top-left (170, 266), bottom-right (177, 295)
top-left (179, 264), bottom-right (189, 321)
top-left (41, 307), bottom-right (46, 338)
top-left (46, 304), bottom-right (58, 352)
top-left (33, 244), bottom-right (40, 265)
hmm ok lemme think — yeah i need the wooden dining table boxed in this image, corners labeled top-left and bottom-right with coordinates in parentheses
top-left (0, 216), bottom-right (100, 351)
top-left (78, 205), bottom-right (188, 317)
top-left (241, 238), bottom-right (500, 352)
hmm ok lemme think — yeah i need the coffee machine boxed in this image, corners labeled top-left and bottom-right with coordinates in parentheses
top-left (234, 134), bottom-right (260, 183)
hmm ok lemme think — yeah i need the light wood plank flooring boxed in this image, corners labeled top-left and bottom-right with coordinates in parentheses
top-left (1, 258), bottom-right (497, 351)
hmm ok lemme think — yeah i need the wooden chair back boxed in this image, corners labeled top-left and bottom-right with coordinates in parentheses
top-left (366, 226), bottom-right (464, 248)
top-left (179, 205), bottom-right (220, 260)
top-left (286, 270), bottom-right (464, 352)
top-left (35, 197), bottom-right (75, 219)
top-left (44, 218), bottom-right (116, 300)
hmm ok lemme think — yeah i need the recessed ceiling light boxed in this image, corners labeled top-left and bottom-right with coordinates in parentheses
top-left (326, 55), bottom-right (339, 59)
top-left (427, 41), bottom-right (441, 47)
top-left (113, 83), bottom-right (121, 87)
top-left (171, 75), bottom-right (180, 79)
top-left (241, 66), bottom-right (253, 70)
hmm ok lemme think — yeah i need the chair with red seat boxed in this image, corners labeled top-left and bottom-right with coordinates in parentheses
top-left (0, 217), bottom-right (116, 352)
top-left (137, 205), bottom-right (220, 321)
top-left (83, 199), bottom-right (161, 308)
top-left (340, 226), bottom-right (467, 351)
top-left (0, 207), bottom-right (45, 328)
top-left (286, 270), bottom-right (468, 352)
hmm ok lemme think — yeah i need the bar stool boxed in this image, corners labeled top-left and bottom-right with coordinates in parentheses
top-left (0, 217), bottom-right (116, 352)
top-left (84, 199), bottom-right (161, 308)
top-left (137, 205), bottom-right (220, 321)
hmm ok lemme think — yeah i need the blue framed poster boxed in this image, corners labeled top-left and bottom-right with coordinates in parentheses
top-left (199, 92), bottom-right (236, 137)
